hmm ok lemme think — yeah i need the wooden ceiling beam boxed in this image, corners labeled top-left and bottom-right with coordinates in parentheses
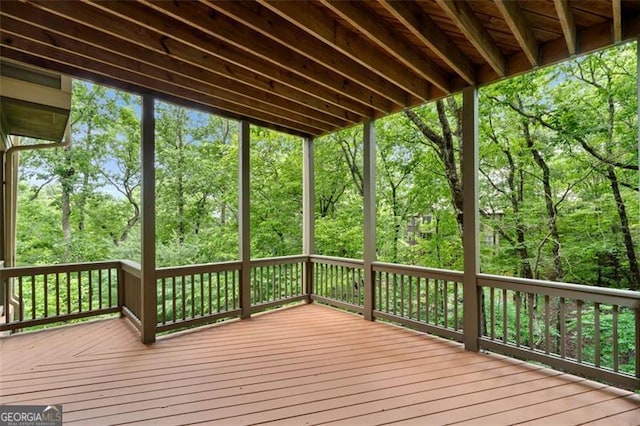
top-left (258, 0), bottom-right (434, 101)
top-left (0, 35), bottom-right (325, 136)
top-left (112, 0), bottom-right (392, 115)
top-left (494, 0), bottom-right (539, 66)
top-left (32, 0), bottom-right (371, 121)
top-left (201, 0), bottom-right (411, 108)
top-left (320, 0), bottom-right (450, 94)
top-left (2, 48), bottom-right (314, 138)
top-left (613, 0), bottom-right (622, 43)
top-left (553, 0), bottom-right (577, 55)
top-left (436, 0), bottom-right (506, 77)
top-left (0, 2), bottom-right (347, 131)
top-left (379, 0), bottom-right (475, 85)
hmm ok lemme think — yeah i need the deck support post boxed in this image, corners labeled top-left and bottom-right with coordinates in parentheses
top-left (462, 86), bottom-right (480, 352)
top-left (239, 121), bottom-right (251, 319)
top-left (302, 136), bottom-right (315, 301)
top-left (363, 120), bottom-right (376, 321)
top-left (140, 95), bottom-right (157, 344)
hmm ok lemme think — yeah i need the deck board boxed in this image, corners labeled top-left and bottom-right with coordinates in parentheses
top-left (1, 303), bottom-right (638, 425)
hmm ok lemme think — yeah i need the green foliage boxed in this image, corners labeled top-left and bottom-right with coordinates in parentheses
top-left (16, 43), bottom-right (640, 289)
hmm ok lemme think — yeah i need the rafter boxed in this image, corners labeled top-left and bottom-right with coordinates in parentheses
top-left (379, 0), bottom-right (475, 85)
top-left (0, 39), bottom-right (322, 136)
top-left (258, 0), bottom-right (433, 102)
top-left (0, 3), bottom-right (346, 131)
top-left (553, 0), bottom-right (577, 55)
top-left (25, 0), bottom-right (365, 124)
top-left (200, 0), bottom-right (409, 107)
top-left (613, 0), bottom-right (622, 43)
top-left (494, 0), bottom-right (539, 66)
top-left (320, 0), bottom-right (450, 93)
top-left (436, 0), bottom-right (505, 77)
top-left (92, 0), bottom-right (390, 115)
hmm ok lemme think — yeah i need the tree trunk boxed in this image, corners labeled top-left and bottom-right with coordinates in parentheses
top-left (607, 166), bottom-right (640, 289)
top-left (521, 114), bottom-right (563, 281)
top-left (61, 145), bottom-right (74, 261)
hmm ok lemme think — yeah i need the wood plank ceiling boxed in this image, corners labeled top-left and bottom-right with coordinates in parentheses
top-left (2, 1), bottom-right (640, 138)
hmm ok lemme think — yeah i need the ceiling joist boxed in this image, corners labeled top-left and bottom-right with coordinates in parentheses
top-left (436, 0), bottom-right (506, 77)
top-left (494, 0), bottom-right (539, 67)
top-left (319, 0), bottom-right (451, 94)
top-left (379, 0), bottom-right (476, 85)
top-left (554, 0), bottom-right (578, 55)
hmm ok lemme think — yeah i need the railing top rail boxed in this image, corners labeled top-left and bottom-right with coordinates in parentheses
top-left (310, 255), bottom-right (364, 268)
top-left (156, 260), bottom-right (243, 279)
top-left (372, 261), bottom-right (463, 282)
top-left (120, 259), bottom-right (141, 278)
top-left (250, 255), bottom-right (310, 268)
top-left (0, 260), bottom-right (121, 278)
top-left (478, 273), bottom-right (640, 308)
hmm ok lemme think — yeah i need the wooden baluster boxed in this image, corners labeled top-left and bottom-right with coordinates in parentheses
top-left (454, 281), bottom-right (459, 331)
top-left (528, 293), bottom-right (535, 350)
top-left (66, 272), bottom-right (71, 314)
top-left (443, 281), bottom-right (449, 328)
top-left (161, 278), bottom-right (166, 324)
top-left (613, 304), bottom-right (619, 372)
top-left (31, 275), bottom-right (36, 319)
top-left (515, 291), bottom-right (521, 347)
top-left (56, 273), bottom-right (61, 316)
top-left (400, 274), bottom-right (405, 317)
top-left (44, 274), bottom-right (48, 318)
top-left (576, 300), bottom-right (583, 363)
top-left (434, 279), bottom-right (439, 326)
top-left (225, 270), bottom-right (230, 311)
top-left (545, 295), bottom-right (551, 354)
top-left (98, 269), bottom-right (103, 310)
top-left (417, 277), bottom-right (422, 322)
top-left (490, 287), bottom-right (495, 340)
top-left (172, 276), bottom-right (177, 322)
top-left (502, 289), bottom-right (507, 343)
top-left (181, 276), bottom-right (186, 320)
top-left (425, 278), bottom-right (430, 324)
top-left (560, 297), bottom-right (566, 358)
top-left (409, 276), bottom-right (414, 319)
top-left (594, 302), bottom-right (600, 367)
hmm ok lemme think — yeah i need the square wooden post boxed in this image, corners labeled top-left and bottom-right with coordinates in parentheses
top-left (462, 86), bottom-right (480, 352)
top-left (363, 120), bottom-right (376, 321)
top-left (303, 137), bottom-right (315, 301)
top-left (239, 121), bottom-right (251, 319)
top-left (140, 95), bottom-right (157, 344)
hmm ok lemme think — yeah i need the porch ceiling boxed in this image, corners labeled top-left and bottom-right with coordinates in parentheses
top-left (1, 1), bottom-right (640, 138)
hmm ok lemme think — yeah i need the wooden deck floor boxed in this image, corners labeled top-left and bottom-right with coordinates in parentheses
top-left (1, 304), bottom-right (639, 425)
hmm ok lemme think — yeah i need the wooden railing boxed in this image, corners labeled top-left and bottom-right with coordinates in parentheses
top-left (155, 261), bottom-right (242, 333)
top-left (478, 274), bottom-right (640, 390)
top-left (250, 255), bottom-right (307, 314)
top-left (372, 262), bottom-right (464, 342)
top-left (310, 255), bottom-right (365, 313)
top-left (2, 256), bottom-right (638, 390)
top-left (0, 261), bottom-right (120, 332)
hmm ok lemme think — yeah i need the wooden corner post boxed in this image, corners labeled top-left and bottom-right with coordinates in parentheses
top-left (239, 121), bottom-right (251, 319)
top-left (302, 137), bottom-right (315, 301)
top-left (363, 120), bottom-right (376, 321)
top-left (140, 95), bottom-right (157, 344)
top-left (462, 86), bottom-right (480, 352)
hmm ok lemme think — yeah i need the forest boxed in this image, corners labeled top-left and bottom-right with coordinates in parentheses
top-left (18, 42), bottom-right (639, 292)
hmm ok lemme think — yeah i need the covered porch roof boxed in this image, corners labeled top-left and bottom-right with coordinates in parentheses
top-left (2, 1), bottom-right (640, 137)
